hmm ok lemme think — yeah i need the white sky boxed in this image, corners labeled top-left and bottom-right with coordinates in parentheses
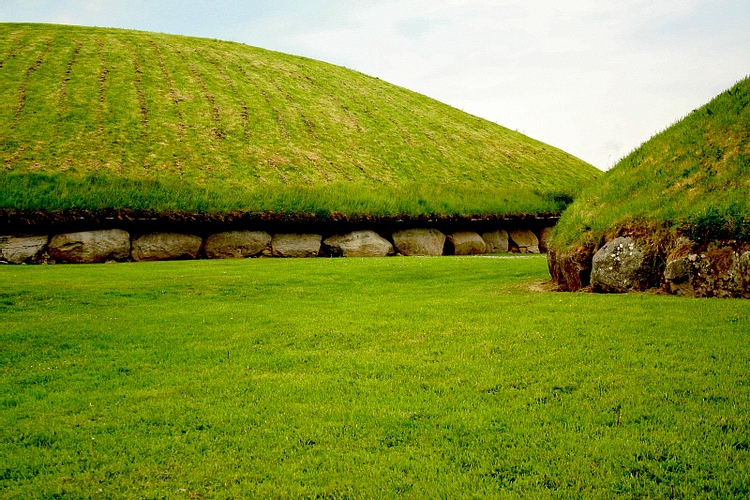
top-left (3, 0), bottom-right (749, 170)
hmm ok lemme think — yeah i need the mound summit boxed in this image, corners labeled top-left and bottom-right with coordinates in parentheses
top-left (549, 76), bottom-right (750, 297)
top-left (1, 23), bottom-right (598, 228)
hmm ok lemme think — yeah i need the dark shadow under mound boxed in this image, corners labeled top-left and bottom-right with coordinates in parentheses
top-left (0, 209), bottom-right (560, 238)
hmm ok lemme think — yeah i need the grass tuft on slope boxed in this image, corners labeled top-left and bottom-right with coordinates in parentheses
top-left (0, 23), bottom-right (598, 218)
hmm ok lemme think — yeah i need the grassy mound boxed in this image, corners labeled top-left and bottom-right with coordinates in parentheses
top-left (0, 23), bottom-right (598, 219)
top-left (553, 76), bottom-right (750, 250)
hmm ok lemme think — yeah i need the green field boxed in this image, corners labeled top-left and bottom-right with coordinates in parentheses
top-left (2, 256), bottom-right (749, 498)
top-left (1, 23), bottom-right (598, 218)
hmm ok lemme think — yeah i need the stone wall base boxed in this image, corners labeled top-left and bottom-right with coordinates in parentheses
top-left (1, 224), bottom-right (554, 264)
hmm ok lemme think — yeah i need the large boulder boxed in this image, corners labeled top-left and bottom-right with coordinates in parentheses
top-left (482, 230), bottom-right (509, 253)
top-left (272, 233), bottom-right (322, 258)
top-left (547, 245), bottom-right (595, 292)
top-left (132, 233), bottom-right (202, 261)
top-left (509, 229), bottom-right (540, 254)
top-left (539, 227), bottom-right (555, 253)
top-left (0, 235), bottom-right (49, 264)
top-left (204, 231), bottom-right (271, 259)
top-left (392, 229), bottom-right (446, 256)
top-left (446, 231), bottom-right (487, 255)
top-left (323, 231), bottom-right (394, 257)
top-left (591, 236), bottom-right (660, 293)
top-left (49, 230), bottom-right (130, 263)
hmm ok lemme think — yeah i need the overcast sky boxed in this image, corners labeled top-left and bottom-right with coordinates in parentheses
top-left (3, 0), bottom-right (749, 170)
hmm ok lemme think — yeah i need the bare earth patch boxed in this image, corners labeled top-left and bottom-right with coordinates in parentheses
top-left (526, 280), bottom-right (560, 293)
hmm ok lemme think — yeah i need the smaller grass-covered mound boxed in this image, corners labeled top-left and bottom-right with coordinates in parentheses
top-left (550, 76), bottom-right (750, 295)
top-left (0, 23), bottom-right (599, 221)
top-left (554, 76), bottom-right (750, 249)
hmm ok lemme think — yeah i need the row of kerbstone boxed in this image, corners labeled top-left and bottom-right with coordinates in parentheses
top-left (0, 227), bottom-right (552, 264)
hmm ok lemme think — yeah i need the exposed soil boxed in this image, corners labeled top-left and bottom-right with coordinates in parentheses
top-left (526, 280), bottom-right (560, 293)
top-left (0, 208), bottom-right (560, 238)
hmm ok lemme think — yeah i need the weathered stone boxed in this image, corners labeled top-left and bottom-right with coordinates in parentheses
top-left (661, 236), bottom-right (699, 296)
top-left (272, 233), bottom-right (322, 258)
top-left (547, 246), bottom-right (594, 291)
top-left (691, 245), bottom-right (747, 298)
top-left (392, 229), bottom-right (446, 256)
top-left (539, 227), bottom-right (555, 253)
top-left (323, 230), bottom-right (393, 257)
top-left (591, 237), bottom-right (660, 293)
top-left (446, 231), bottom-right (487, 255)
top-left (741, 251), bottom-right (750, 275)
top-left (664, 257), bottom-right (694, 296)
top-left (509, 229), bottom-right (540, 254)
top-left (482, 230), bottom-right (509, 253)
top-left (740, 252), bottom-right (750, 296)
top-left (204, 231), bottom-right (271, 259)
top-left (49, 230), bottom-right (130, 263)
top-left (132, 233), bottom-right (202, 261)
top-left (0, 235), bottom-right (49, 264)
top-left (664, 257), bottom-right (690, 283)
top-left (552, 233), bottom-right (750, 298)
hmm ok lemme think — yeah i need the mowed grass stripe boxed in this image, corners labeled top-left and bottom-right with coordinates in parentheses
top-left (1, 256), bottom-right (749, 497)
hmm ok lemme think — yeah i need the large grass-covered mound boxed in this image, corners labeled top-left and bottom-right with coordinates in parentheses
top-left (553, 76), bottom-right (750, 251)
top-left (0, 23), bottom-right (598, 220)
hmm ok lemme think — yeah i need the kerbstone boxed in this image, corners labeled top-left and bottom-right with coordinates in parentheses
top-left (272, 233), bottom-right (322, 258)
top-left (447, 231), bottom-right (487, 255)
top-left (482, 230), bottom-right (509, 253)
top-left (392, 229), bottom-right (446, 256)
top-left (132, 233), bottom-right (202, 261)
top-left (0, 235), bottom-right (49, 264)
top-left (49, 230), bottom-right (130, 263)
top-left (204, 231), bottom-right (271, 259)
top-left (509, 229), bottom-right (540, 254)
top-left (591, 236), bottom-right (656, 293)
top-left (323, 231), bottom-right (394, 257)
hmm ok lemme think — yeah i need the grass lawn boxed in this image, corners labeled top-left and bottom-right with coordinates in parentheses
top-left (1, 256), bottom-right (749, 498)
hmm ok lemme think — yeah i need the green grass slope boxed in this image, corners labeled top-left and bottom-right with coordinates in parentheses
top-left (0, 23), bottom-right (598, 219)
top-left (554, 76), bottom-right (750, 250)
